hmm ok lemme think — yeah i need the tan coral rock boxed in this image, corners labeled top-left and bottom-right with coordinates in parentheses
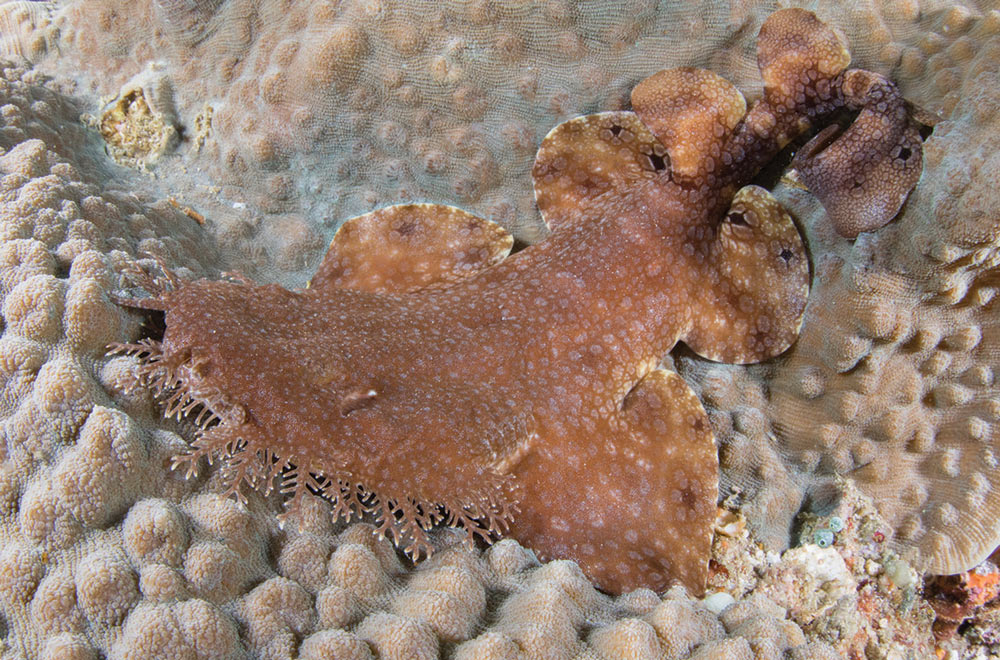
top-left (644, 598), bottom-right (726, 657)
top-left (0, 334), bottom-right (47, 404)
top-left (328, 542), bottom-right (392, 603)
top-left (453, 632), bottom-right (521, 660)
top-left (299, 629), bottom-right (374, 660)
top-left (31, 567), bottom-right (86, 636)
top-left (0, 137), bottom-right (52, 178)
top-left (688, 638), bottom-right (754, 660)
top-left (2, 273), bottom-right (65, 342)
top-left (729, 615), bottom-right (807, 658)
top-left (40, 634), bottom-right (99, 660)
top-left (75, 550), bottom-right (139, 627)
top-left (97, 354), bottom-right (156, 418)
top-left (276, 533), bottom-right (331, 593)
top-left (66, 249), bottom-right (115, 289)
top-left (718, 593), bottom-right (786, 631)
top-left (393, 563), bottom-right (487, 642)
top-left (53, 407), bottom-right (147, 528)
top-left (182, 540), bottom-right (246, 603)
top-left (0, 541), bottom-right (44, 605)
top-left (114, 599), bottom-right (240, 660)
top-left (5, 356), bottom-right (97, 463)
top-left (490, 562), bottom-right (597, 659)
top-left (0, 2), bottom-right (57, 63)
top-left (392, 587), bottom-right (478, 643)
top-left (0, 461), bottom-right (21, 515)
top-left (316, 583), bottom-right (363, 629)
top-left (123, 498), bottom-right (189, 568)
top-left (242, 577), bottom-right (314, 659)
top-left (0, 238), bottom-right (55, 295)
top-left (137, 563), bottom-right (188, 602)
top-left (183, 492), bottom-right (263, 559)
top-left (587, 617), bottom-right (662, 658)
top-left (64, 276), bottom-right (126, 353)
top-left (356, 612), bottom-right (439, 660)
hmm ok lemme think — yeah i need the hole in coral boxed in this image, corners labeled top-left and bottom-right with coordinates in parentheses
top-left (609, 124), bottom-right (623, 137)
top-left (897, 146), bottom-right (912, 161)
top-left (727, 211), bottom-right (748, 226)
top-left (779, 247), bottom-right (794, 262)
top-left (647, 152), bottom-right (666, 171)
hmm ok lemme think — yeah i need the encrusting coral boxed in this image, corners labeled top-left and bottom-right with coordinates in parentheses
top-left (108, 8), bottom-right (924, 598)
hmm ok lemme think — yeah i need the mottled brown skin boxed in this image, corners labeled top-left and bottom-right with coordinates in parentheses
top-left (113, 9), bottom-right (923, 596)
top-left (792, 68), bottom-right (926, 238)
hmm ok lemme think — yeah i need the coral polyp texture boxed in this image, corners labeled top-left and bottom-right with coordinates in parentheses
top-left (1, 0), bottom-right (1000, 657)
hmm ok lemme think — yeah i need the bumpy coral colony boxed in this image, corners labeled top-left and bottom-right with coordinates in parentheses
top-left (112, 9), bottom-right (924, 596)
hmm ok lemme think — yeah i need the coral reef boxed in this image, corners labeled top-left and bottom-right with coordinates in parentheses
top-left (1, 0), bottom-right (1000, 657)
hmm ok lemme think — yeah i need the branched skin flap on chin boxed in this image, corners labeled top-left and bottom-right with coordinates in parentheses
top-left (111, 9), bottom-right (925, 596)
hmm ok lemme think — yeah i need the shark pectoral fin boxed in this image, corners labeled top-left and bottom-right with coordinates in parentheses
top-left (793, 70), bottom-right (925, 238)
top-left (532, 111), bottom-right (669, 232)
top-left (308, 203), bottom-right (513, 294)
top-left (507, 369), bottom-right (718, 596)
top-left (683, 185), bottom-right (810, 364)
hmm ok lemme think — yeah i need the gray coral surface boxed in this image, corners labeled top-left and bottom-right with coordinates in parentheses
top-left (0, 0), bottom-right (998, 658)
